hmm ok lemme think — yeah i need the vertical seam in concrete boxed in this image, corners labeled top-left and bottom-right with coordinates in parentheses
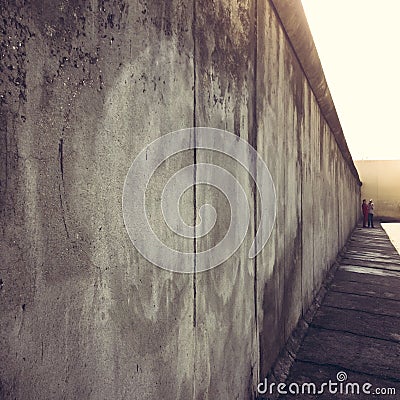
top-left (252, 0), bottom-right (259, 388)
top-left (281, 29), bottom-right (287, 342)
top-left (192, 1), bottom-right (197, 399)
top-left (283, 93), bottom-right (286, 341)
top-left (299, 110), bottom-right (304, 316)
top-left (311, 110), bottom-right (315, 298)
top-left (192, 0), bottom-right (197, 329)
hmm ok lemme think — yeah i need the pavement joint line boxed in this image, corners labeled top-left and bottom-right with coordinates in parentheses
top-left (338, 267), bottom-right (400, 279)
top-left (348, 251), bottom-right (399, 255)
top-left (334, 277), bottom-right (400, 286)
top-left (341, 258), bottom-right (400, 266)
top-left (340, 262), bottom-right (400, 272)
top-left (342, 261), bottom-right (400, 268)
top-left (329, 288), bottom-right (400, 302)
top-left (334, 280), bottom-right (398, 289)
top-left (309, 323), bottom-right (400, 345)
top-left (342, 255), bottom-right (400, 261)
top-left (291, 359), bottom-right (400, 384)
top-left (346, 252), bottom-right (399, 257)
top-left (318, 304), bottom-right (400, 320)
top-left (355, 251), bottom-right (399, 253)
top-left (321, 304), bottom-right (400, 320)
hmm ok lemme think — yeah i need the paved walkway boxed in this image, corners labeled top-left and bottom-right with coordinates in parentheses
top-left (280, 223), bottom-right (400, 399)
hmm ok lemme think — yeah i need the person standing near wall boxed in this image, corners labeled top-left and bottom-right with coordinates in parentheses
top-left (368, 199), bottom-right (375, 228)
top-left (362, 199), bottom-right (369, 228)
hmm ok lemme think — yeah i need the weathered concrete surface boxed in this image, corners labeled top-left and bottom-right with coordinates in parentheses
top-left (0, 1), bottom-right (360, 399)
top-left (255, 0), bottom-right (360, 379)
top-left (275, 224), bottom-right (400, 400)
top-left (1, 1), bottom-right (197, 399)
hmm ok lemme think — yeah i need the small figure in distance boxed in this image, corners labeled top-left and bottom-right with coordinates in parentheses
top-left (368, 199), bottom-right (375, 228)
top-left (362, 199), bottom-right (368, 228)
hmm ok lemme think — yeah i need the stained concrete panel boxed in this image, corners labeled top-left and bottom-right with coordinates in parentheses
top-left (254, 0), bottom-right (361, 382)
top-left (191, 1), bottom-right (258, 397)
top-left (1, 2), bottom-right (196, 399)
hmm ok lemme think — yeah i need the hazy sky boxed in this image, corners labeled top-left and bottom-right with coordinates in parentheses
top-left (301, 0), bottom-right (400, 160)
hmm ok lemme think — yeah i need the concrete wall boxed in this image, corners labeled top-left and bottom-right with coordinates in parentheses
top-left (0, 1), bottom-right (360, 399)
top-left (356, 160), bottom-right (400, 220)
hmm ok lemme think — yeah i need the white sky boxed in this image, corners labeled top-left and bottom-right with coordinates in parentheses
top-left (301, 0), bottom-right (400, 160)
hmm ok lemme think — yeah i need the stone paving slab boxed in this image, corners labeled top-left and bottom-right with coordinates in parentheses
top-left (312, 306), bottom-right (400, 343)
top-left (340, 258), bottom-right (400, 272)
top-left (335, 268), bottom-right (400, 286)
top-left (330, 280), bottom-right (400, 301)
top-left (296, 327), bottom-right (400, 381)
top-left (274, 224), bottom-right (400, 400)
top-left (323, 291), bottom-right (400, 318)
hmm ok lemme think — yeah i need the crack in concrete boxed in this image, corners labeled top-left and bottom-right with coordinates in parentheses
top-left (58, 138), bottom-right (64, 181)
top-left (57, 138), bottom-right (69, 238)
top-left (192, 0), bottom-right (197, 332)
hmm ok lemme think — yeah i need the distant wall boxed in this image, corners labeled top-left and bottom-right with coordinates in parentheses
top-left (0, 1), bottom-right (360, 399)
top-left (356, 160), bottom-right (400, 220)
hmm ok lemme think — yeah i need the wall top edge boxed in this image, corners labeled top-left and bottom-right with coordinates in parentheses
top-left (270, 0), bottom-right (361, 185)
